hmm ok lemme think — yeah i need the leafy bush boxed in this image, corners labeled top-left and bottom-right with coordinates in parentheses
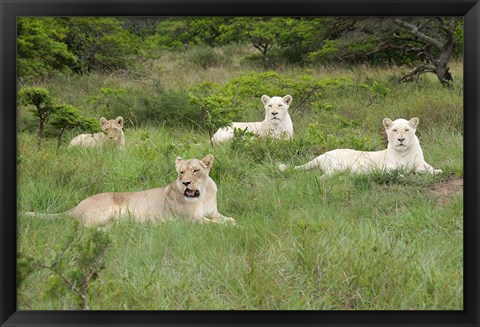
top-left (185, 45), bottom-right (230, 69)
top-left (87, 86), bottom-right (198, 129)
top-left (17, 18), bottom-right (77, 79)
top-left (18, 220), bottom-right (111, 310)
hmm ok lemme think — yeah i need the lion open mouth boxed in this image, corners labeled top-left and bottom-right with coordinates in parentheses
top-left (184, 188), bottom-right (200, 198)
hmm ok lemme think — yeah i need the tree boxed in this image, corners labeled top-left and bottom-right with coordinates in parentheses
top-left (48, 104), bottom-right (98, 148)
top-left (307, 17), bottom-right (462, 86)
top-left (17, 18), bottom-right (77, 79)
top-left (393, 17), bottom-right (460, 87)
top-left (220, 17), bottom-right (287, 67)
top-left (62, 17), bottom-right (139, 73)
top-left (18, 87), bottom-right (57, 147)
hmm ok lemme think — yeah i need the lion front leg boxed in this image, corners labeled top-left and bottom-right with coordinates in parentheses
top-left (191, 215), bottom-right (215, 224)
top-left (208, 211), bottom-right (236, 225)
top-left (416, 162), bottom-right (443, 175)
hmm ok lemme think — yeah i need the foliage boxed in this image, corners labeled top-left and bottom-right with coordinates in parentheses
top-left (17, 18), bottom-right (77, 79)
top-left (144, 17), bottom-right (233, 52)
top-left (18, 87), bottom-right (57, 146)
top-left (17, 60), bottom-right (463, 309)
top-left (221, 17), bottom-right (281, 54)
top-left (185, 45), bottom-right (230, 69)
top-left (87, 86), bottom-right (196, 128)
top-left (17, 16), bottom-right (463, 83)
top-left (48, 104), bottom-right (98, 148)
top-left (188, 71), bottom-right (350, 137)
top-left (62, 17), bottom-right (139, 73)
top-left (17, 17), bottom-right (140, 78)
top-left (18, 220), bottom-right (111, 310)
top-left (189, 82), bottom-right (237, 142)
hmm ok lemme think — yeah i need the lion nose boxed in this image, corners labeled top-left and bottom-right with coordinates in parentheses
top-left (272, 112), bottom-right (278, 116)
top-left (398, 138), bottom-right (405, 143)
top-left (182, 181), bottom-right (191, 186)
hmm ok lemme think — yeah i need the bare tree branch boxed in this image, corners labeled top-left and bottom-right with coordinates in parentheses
top-left (393, 19), bottom-right (444, 49)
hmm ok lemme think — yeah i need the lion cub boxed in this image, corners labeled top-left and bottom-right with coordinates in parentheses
top-left (279, 117), bottom-right (442, 176)
top-left (211, 95), bottom-right (294, 144)
top-left (26, 155), bottom-right (236, 227)
top-left (69, 116), bottom-right (125, 148)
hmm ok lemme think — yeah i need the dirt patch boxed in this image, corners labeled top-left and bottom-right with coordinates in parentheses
top-left (429, 177), bottom-right (463, 206)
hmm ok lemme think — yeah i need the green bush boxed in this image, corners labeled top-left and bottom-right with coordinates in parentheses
top-left (87, 86), bottom-right (198, 129)
top-left (17, 18), bottom-right (77, 79)
top-left (185, 45), bottom-right (230, 69)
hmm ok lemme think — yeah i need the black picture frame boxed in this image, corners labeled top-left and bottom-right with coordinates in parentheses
top-left (1, 0), bottom-right (478, 326)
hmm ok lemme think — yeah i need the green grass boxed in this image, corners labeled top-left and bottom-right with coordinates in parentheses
top-left (17, 47), bottom-right (463, 310)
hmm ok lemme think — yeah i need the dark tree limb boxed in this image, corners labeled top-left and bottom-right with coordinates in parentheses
top-left (394, 18), bottom-right (458, 87)
top-left (393, 19), bottom-right (443, 49)
top-left (400, 65), bottom-right (436, 83)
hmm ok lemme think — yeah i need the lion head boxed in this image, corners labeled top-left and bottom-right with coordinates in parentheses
top-left (175, 154), bottom-right (214, 201)
top-left (100, 116), bottom-right (124, 143)
top-left (261, 95), bottom-right (293, 125)
top-left (383, 117), bottom-right (419, 152)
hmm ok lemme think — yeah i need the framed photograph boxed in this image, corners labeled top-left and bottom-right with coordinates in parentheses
top-left (1, 0), bottom-right (479, 326)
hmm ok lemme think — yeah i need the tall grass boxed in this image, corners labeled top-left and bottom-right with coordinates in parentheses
top-left (17, 46), bottom-right (463, 310)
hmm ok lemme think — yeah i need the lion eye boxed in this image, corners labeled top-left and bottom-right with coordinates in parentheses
top-left (405, 129), bottom-right (409, 132)
top-left (393, 129), bottom-right (397, 132)
top-left (193, 169), bottom-right (200, 174)
top-left (180, 171), bottom-right (184, 175)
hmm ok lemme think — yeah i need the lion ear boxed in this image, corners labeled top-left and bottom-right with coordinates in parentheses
top-left (175, 157), bottom-right (184, 169)
top-left (100, 117), bottom-right (108, 126)
top-left (409, 117), bottom-right (419, 129)
top-left (261, 95), bottom-right (271, 106)
top-left (115, 116), bottom-right (124, 128)
top-left (283, 95), bottom-right (293, 106)
top-left (201, 154), bottom-right (214, 171)
top-left (382, 118), bottom-right (393, 129)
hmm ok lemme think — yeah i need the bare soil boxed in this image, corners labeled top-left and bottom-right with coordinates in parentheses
top-left (429, 177), bottom-right (463, 206)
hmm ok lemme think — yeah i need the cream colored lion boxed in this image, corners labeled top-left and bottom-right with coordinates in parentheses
top-left (279, 117), bottom-right (442, 176)
top-left (24, 155), bottom-right (235, 227)
top-left (211, 95), bottom-right (294, 144)
top-left (69, 116), bottom-right (125, 148)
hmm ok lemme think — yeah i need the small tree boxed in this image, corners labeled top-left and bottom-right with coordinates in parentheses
top-left (220, 17), bottom-right (286, 68)
top-left (18, 221), bottom-right (110, 310)
top-left (18, 87), bottom-right (57, 147)
top-left (49, 104), bottom-right (98, 148)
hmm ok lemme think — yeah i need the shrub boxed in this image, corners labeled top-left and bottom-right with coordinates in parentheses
top-left (185, 45), bottom-right (229, 69)
top-left (18, 220), bottom-right (111, 310)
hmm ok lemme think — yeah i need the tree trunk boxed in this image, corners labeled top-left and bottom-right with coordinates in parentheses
top-left (434, 36), bottom-right (455, 87)
top-left (38, 119), bottom-right (44, 147)
top-left (395, 18), bottom-right (458, 87)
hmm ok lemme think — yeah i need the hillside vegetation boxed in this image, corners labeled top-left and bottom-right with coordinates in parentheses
top-left (17, 18), bottom-right (463, 310)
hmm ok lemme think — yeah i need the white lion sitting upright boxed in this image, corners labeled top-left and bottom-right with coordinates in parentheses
top-left (279, 117), bottom-right (442, 176)
top-left (211, 95), bottom-right (294, 144)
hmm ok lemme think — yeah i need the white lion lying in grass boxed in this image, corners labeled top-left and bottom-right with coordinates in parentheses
top-left (69, 116), bottom-right (125, 148)
top-left (211, 95), bottom-right (294, 144)
top-left (279, 117), bottom-right (442, 176)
